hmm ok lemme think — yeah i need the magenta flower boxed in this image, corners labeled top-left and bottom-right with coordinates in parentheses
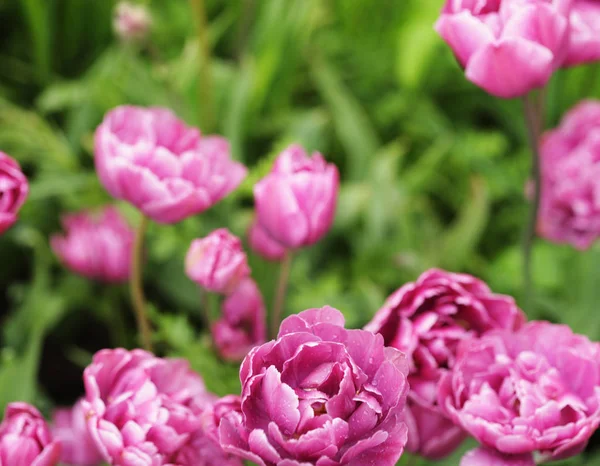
top-left (95, 106), bottom-right (247, 224)
top-left (439, 322), bottom-right (600, 463)
top-left (0, 151), bottom-right (29, 235)
top-left (538, 100), bottom-right (600, 249)
top-left (82, 348), bottom-right (221, 465)
top-left (113, 2), bottom-right (151, 42)
top-left (461, 447), bottom-right (535, 466)
top-left (254, 144), bottom-right (339, 249)
top-left (435, 0), bottom-right (570, 98)
top-left (364, 268), bottom-right (525, 459)
top-left (212, 278), bottom-right (267, 361)
top-left (248, 220), bottom-right (287, 261)
top-left (0, 402), bottom-right (61, 466)
top-left (52, 399), bottom-right (102, 466)
top-left (185, 228), bottom-right (250, 294)
top-left (51, 207), bottom-right (134, 283)
top-left (565, 1), bottom-right (600, 66)
top-left (219, 306), bottom-right (410, 466)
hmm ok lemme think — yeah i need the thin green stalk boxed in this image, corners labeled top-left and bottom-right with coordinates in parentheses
top-left (271, 252), bottom-right (293, 339)
top-left (522, 92), bottom-right (544, 310)
top-left (189, 0), bottom-right (215, 131)
top-left (130, 215), bottom-right (153, 351)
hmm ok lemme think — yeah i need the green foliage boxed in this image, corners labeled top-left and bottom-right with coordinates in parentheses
top-left (1, 0), bottom-right (600, 464)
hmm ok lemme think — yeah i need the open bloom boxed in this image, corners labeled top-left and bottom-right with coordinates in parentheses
top-left (83, 348), bottom-right (224, 465)
top-left (248, 220), bottom-right (287, 261)
top-left (364, 268), bottom-right (525, 459)
top-left (95, 106), bottom-right (246, 224)
top-left (439, 322), bottom-right (600, 464)
top-left (219, 306), bottom-right (410, 466)
top-left (185, 228), bottom-right (250, 294)
top-left (52, 399), bottom-right (102, 466)
top-left (51, 207), bottom-right (134, 282)
top-left (460, 447), bottom-right (535, 466)
top-left (212, 278), bottom-right (267, 361)
top-left (435, 0), bottom-right (570, 98)
top-left (538, 100), bottom-right (600, 249)
top-left (0, 402), bottom-right (61, 466)
top-left (254, 144), bottom-right (339, 249)
top-left (565, 1), bottom-right (600, 66)
top-left (0, 151), bottom-right (29, 235)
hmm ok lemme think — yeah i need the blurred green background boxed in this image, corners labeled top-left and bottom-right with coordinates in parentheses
top-left (1, 0), bottom-right (600, 464)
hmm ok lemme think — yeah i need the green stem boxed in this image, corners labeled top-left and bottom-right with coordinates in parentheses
top-left (271, 252), bottom-right (293, 339)
top-left (189, 0), bottom-right (215, 131)
top-left (130, 215), bottom-right (153, 351)
top-left (522, 92), bottom-right (544, 311)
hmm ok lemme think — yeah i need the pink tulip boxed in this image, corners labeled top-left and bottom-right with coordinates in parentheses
top-left (52, 399), bottom-right (102, 466)
top-left (248, 220), bottom-right (287, 261)
top-left (95, 106), bottom-right (247, 224)
top-left (439, 322), bottom-right (600, 462)
top-left (435, 0), bottom-right (570, 98)
top-left (0, 402), bottom-right (61, 466)
top-left (564, 1), bottom-right (600, 66)
top-left (365, 268), bottom-right (525, 459)
top-left (113, 2), bottom-right (151, 42)
top-left (212, 278), bottom-right (267, 361)
top-left (185, 228), bottom-right (250, 294)
top-left (0, 151), bottom-right (29, 235)
top-left (254, 144), bottom-right (339, 248)
top-left (51, 207), bottom-right (134, 283)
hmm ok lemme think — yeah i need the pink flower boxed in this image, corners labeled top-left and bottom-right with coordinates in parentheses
top-left (212, 278), bottom-right (267, 361)
top-left (364, 268), bottom-right (525, 459)
top-left (113, 2), bottom-right (151, 42)
top-left (254, 144), bottom-right (339, 248)
top-left (51, 207), bottom-right (134, 283)
top-left (219, 306), bottom-right (410, 466)
top-left (461, 447), bottom-right (535, 466)
top-left (435, 0), bottom-right (570, 98)
top-left (538, 100), bottom-right (600, 249)
top-left (439, 322), bottom-right (600, 463)
top-left (82, 348), bottom-right (223, 465)
top-left (52, 399), bottom-right (102, 466)
top-left (185, 228), bottom-right (250, 294)
top-left (0, 151), bottom-right (29, 235)
top-left (95, 106), bottom-right (246, 224)
top-left (0, 402), bottom-right (61, 466)
top-left (564, 0), bottom-right (600, 66)
top-left (248, 220), bottom-right (287, 261)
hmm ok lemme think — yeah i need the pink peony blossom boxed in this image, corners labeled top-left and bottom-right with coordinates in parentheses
top-left (0, 151), bottom-right (29, 235)
top-left (254, 144), bottom-right (339, 249)
top-left (219, 306), bottom-right (410, 466)
top-left (248, 220), bottom-right (287, 261)
top-left (82, 348), bottom-right (230, 465)
top-left (538, 100), bottom-right (600, 249)
top-left (113, 2), bottom-right (152, 42)
top-left (212, 278), bottom-right (267, 361)
top-left (185, 228), bottom-right (250, 294)
top-left (364, 268), bottom-right (525, 459)
top-left (461, 447), bottom-right (535, 466)
top-left (435, 0), bottom-right (570, 98)
top-left (52, 399), bottom-right (103, 466)
top-left (95, 106), bottom-right (246, 224)
top-left (439, 322), bottom-right (600, 463)
top-left (0, 402), bottom-right (61, 466)
top-left (51, 206), bottom-right (134, 283)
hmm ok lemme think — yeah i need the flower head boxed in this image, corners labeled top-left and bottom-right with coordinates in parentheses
top-left (0, 151), bottom-right (29, 235)
top-left (565, 1), bottom-right (600, 66)
top-left (0, 402), bottom-right (61, 466)
top-left (254, 144), bottom-right (339, 249)
top-left (538, 100), bottom-right (600, 249)
top-left (51, 207), bottom-right (134, 283)
top-left (185, 228), bottom-right (250, 294)
top-left (113, 2), bottom-right (152, 42)
top-left (365, 268), bottom-right (525, 459)
top-left (95, 106), bottom-right (246, 224)
top-left (439, 322), bottom-right (600, 463)
top-left (248, 220), bottom-right (287, 261)
top-left (219, 306), bottom-right (410, 466)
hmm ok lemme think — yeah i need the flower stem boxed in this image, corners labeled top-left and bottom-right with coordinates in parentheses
top-left (130, 214), bottom-right (153, 351)
top-left (271, 251), bottom-right (293, 339)
top-left (522, 92), bottom-right (544, 310)
top-left (189, 0), bottom-right (215, 132)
